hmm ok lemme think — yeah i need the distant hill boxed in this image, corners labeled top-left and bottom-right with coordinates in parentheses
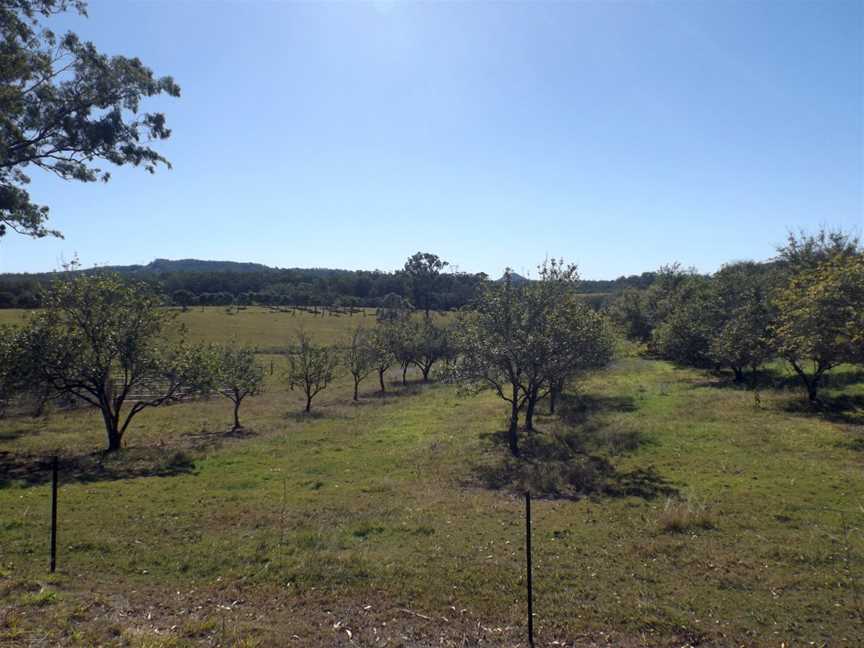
top-left (103, 258), bottom-right (276, 275)
top-left (496, 272), bottom-right (531, 285)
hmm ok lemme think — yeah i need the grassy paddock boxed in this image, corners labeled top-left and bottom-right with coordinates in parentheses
top-left (0, 308), bottom-right (863, 646)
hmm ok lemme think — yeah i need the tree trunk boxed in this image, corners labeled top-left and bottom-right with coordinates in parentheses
top-left (807, 376), bottom-right (820, 402)
top-left (508, 384), bottom-right (520, 456)
top-left (732, 366), bottom-right (744, 383)
top-left (353, 379), bottom-right (359, 401)
top-left (524, 387), bottom-right (537, 431)
top-left (233, 400), bottom-right (241, 430)
top-left (305, 394), bottom-right (312, 412)
top-left (402, 362), bottom-right (408, 385)
top-left (421, 363), bottom-right (431, 382)
top-left (549, 384), bottom-right (558, 415)
top-left (107, 430), bottom-right (122, 452)
top-left (101, 404), bottom-right (123, 452)
top-left (378, 368), bottom-right (386, 394)
top-left (791, 361), bottom-right (820, 403)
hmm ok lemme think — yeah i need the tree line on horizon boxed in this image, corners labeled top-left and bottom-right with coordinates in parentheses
top-left (0, 257), bottom-right (658, 311)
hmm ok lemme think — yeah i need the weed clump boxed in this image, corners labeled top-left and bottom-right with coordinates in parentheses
top-left (658, 496), bottom-right (717, 534)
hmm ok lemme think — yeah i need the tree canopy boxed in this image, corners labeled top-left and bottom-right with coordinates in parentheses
top-left (11, 273), bottom-right (209, 450)
top-left (0, 0), bottom-right (180, 238)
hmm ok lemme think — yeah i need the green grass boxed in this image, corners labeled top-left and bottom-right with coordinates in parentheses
top-left (0, 306), bottom-right (381, 347)
top-left (1, 309), bottom-right (863, 646)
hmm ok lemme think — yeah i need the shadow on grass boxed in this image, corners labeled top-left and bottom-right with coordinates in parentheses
top-left (781, 393), bottom-right (864, 426)
top-left (183, 425), bottom-right (258, 450)
top-left (0, 424), bottom-right (45, 443)
top-left (472, 392), bottom-right (674, 501)
top-left (0, 447), bottom-right (196, 489)
top-left (690, 367), bottom-right (864, 426)
top-left (696, 367), bottom-right (864, 393)
top-left (346, 381), bottom-right (437, 407)
top-left (556, 392), bottom-right (638, 426)
top-left (471, 436), bottom-right (674, 501)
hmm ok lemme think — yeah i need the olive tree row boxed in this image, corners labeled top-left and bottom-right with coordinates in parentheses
top-left (339, 316), bottom-right (454, 402)
top-left (609, 228), bottom-right (863, 403)
top-left (2, 273), bottom-right (271, 450)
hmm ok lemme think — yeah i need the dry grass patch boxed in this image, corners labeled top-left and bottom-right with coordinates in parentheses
top-left (657, 495), bottom-right (717, 534)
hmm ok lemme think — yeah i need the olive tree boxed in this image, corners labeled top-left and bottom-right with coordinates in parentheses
top-left (384, 318), bottom-right (417, 385)
top-left (411, 319), bottom-right (453, 382)
top-left (208, 343), bottom-right (265, 430)
top-left (519, 260), bottom-right (615, 430)
top-left (772, 249), bottom-right (864, 402)
top-left (342, 325), bottom-right (375, 401)
top-left (285, 329), bottom-right (339, 412)
top-left (369, 326), bottom-right (395, 394)
top-left (14, 273), bottom-right (209, 451)
top-left (648, 274), bottom-right (717, 368)
top-left (448, 271), bottom-right (530, 456)
top-left (708, 262), bottom-right (775, 382)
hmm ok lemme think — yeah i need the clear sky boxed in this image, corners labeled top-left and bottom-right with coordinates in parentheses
top-left (2, 0), bottom-right (862, 279)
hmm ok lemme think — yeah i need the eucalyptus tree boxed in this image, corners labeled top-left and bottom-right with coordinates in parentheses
top-left (285, 329), bottom-right (339, 413)
top-left (14, 273), bottom-right (210, 451)
top-left (403, 252), bottom-right (448, 318)
top-left (1, 0), bottom-right (180, 238)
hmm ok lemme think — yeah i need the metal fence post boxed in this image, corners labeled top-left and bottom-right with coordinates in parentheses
top-left (525, 490), bottom-right (534, 646)
top-left (50, 455), bottom-right (58, 573)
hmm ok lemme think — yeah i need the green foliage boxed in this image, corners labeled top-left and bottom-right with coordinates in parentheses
top-left (171, 289), bottom-right (196, 311)
top-left (409, 318), bottom-right (454, 381)
top-left (773, 246), bottom-right (864, 401)
top-left (775, 227), bottom-right (861, 271)
top-left (0, 0), bottom-right (180, 238)
top-left (519, 259), bottom-right (615, 428)
top-left (707, 262), bottom-right (775, 380)
top-left (11, 273), bottom-right (208, 450)
top-left (646, 267), bottom-right (717, 367)
top-left (284, 329), bottom-right (339, 412)
top-left (450, 262), bottom-right (615, 454)
top-left (607, 287), bottom-right (652, 342)
top-left (205, 342), bottom-right (265, 429)
top-left (402, 251), bottom-right (448, 316)
top-left (341, 325), bottom-right (375, 400)
top-left (368, 325), bottom-right (395, 393)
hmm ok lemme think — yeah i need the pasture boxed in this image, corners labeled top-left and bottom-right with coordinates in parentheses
top-left (1, 308), bottom-right (863, 647)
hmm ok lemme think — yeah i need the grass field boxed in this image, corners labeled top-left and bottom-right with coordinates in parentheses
top-left (1, 308), bottom-right (863, 646)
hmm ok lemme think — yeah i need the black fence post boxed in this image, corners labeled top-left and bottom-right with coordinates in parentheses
top-left (525, 490), bottom-right (534, 647)
top-left (50, 455), bottom-right (58, 573)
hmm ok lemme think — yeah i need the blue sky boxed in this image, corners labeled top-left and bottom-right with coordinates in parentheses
top-left (3, 0), bottom-right (862, 278)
